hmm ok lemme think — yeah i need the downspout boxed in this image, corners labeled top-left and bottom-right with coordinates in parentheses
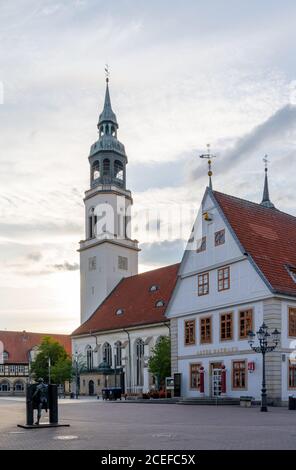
top-left (123, 329), bottom-right (132, 395)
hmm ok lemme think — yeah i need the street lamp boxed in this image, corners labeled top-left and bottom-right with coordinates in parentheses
top-left (74, 352), bottom-right (80, 399)
top-left (48, 356), bottom-right (51, 384)
top-left (248, 323), bottom-right (280, 412)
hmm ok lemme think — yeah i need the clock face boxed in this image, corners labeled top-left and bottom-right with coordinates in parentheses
top-left (215, 229), bottom-right (225, 246)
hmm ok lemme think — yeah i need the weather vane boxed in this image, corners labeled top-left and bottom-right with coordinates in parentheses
top-left (200, 143), bottom-right (217, 190)
top-left (263, 154), bottom-right (269, 172)
top-left (105, 64), bottom-right (110, 83)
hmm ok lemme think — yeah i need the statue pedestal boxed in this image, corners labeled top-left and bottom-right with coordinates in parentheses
top-left (17, 423), bottom-right (70, 429)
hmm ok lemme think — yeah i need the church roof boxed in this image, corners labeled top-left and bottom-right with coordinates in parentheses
top-left (98, 81), bottom-right (118, 126)
top-left (0, 330), bottom-right (71, 364)
top-left (213, 190), bottom-right (296, 297)
top-left (72, 263), bottom-right (179, 336)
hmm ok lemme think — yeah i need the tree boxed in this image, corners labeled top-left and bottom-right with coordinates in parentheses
top-left (148, 336), bottom-right (171, 389)
top-left (30, 336), bottom-right (72, 385)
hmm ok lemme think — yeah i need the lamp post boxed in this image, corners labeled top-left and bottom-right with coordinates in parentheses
top-left (248, 323), bottom-right (280, 412)
top-left (48, 356), bottom-right (51, 385)
top-left (74, 352), bottom-right (80, 399)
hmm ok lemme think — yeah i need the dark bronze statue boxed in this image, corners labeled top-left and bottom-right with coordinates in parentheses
top-left (31, 378), bottom-right (48, 425)
top-left (18, 382), bottom-right (69, 429)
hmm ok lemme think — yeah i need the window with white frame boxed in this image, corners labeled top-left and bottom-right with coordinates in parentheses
top-left (115, 341), bottom-right (122, 367)
top-left (218, 266), bottom-right (230, 291)
top-left (14, 381), bottom-right (25, 392)
top-left (86, 346), bottom-right (93, 371)
top-left (198, 272), bottom-right (209, 296)
top-left (0, 380), bottom-right (10, 392)
top-left (135, 339), bottom-right (145, 387)
top-left (103, 342), bottom-right (112, 367)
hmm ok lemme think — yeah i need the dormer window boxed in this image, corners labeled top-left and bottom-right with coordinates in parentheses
top-left (287, 266), bottom-right (296, 283)
top-left (149, 285), bottom-right (159, 292)
top-left (215, 229), bottom-right (225, 246)
top-left (116, 308), bottom-right (124, 316)
top-left (155, 300), bottom-right (165, 307)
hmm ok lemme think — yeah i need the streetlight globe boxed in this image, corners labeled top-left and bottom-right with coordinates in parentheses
top-left (272, 328), bottom-right (281, 345)
top-left (257, 327), bottom-right (265, 341)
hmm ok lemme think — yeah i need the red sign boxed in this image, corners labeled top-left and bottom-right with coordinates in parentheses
top-left (248, 361), bottom-right (255, 372)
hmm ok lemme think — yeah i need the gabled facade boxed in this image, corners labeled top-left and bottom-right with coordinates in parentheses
top-left (0, 331), bottom-right (71, 396)
top-left (166, 186), bottom-right (296, 404)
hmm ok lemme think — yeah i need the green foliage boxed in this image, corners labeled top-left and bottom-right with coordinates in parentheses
top-left (30, 336), bottom-right (72, 384)
top-left (148, 336), bottom-right (171, 386)
top-left (51, 357), bottom-right (72, 385)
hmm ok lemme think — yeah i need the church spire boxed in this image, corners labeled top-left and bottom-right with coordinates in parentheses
top-left (200, 144), bottom-right (216, 190)
top-left (98, 67), bottom-right (118, 128)
top-left (261, 155), bottom-right (275, 209)
top-left (89, 70), bottom-right (127, 190)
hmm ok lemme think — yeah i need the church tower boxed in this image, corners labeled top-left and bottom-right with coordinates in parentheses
top-left (79, 77), bottom-right (139, 324)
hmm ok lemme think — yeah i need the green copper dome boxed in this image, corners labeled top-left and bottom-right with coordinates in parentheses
top-left (97, 359), bottom-right (113, 375)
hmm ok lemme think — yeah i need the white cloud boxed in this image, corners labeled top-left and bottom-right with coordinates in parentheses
top-left (1, 0), bottom-right (296, 332)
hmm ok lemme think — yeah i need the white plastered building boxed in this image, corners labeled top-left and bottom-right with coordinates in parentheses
top-left (166, 181), bottom-right (296, 405)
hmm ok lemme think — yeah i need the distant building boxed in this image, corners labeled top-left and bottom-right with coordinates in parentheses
top-left (0, 330), bottom-right (71, 396)
top-left (166, 175), bottom-right (296, 404)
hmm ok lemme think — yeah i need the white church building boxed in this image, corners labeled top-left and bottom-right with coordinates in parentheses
top-left (71, 78), bottom-right (178, 396)
top-left (166, 179), bottom-right (296, 405)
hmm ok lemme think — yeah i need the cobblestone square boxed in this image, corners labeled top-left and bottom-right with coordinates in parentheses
top-left (0, 398), bottom-right (295, 450)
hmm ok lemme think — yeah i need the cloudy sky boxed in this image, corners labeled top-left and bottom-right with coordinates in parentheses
top-left (1, 0), bottom-right (296, 333)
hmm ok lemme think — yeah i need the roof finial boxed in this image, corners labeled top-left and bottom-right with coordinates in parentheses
top-left (98, 66), bottom-right (118, 128)
top-left (200, 143), bottom-right (216, 190)
top-left (261, 154), bottom-right (275, 209)
top-left (105, 63), bottom-right (110, 83)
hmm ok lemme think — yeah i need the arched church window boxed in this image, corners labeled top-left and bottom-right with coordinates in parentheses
top-left (103, 159), bottom-right (110, 176)
top-left (102, 342), bottom-right (112, 367)
top-left (89, 208), bottom-right (94, 238)
top-left (86, 346), bottom-right (93, 371)
top-left (88, 208), bottom-right (98, 239)
top-left (115, 341), bottom-right (122, 367)
top-left (135, 338), bottom-right (145, 387)
top-left (114, 160), bottom-right (123, 180)
top-left (92, 161), bottom-right (100, 180)
top-left (89, 215), bottom-right (93, 238)
top-left (111, 126), bottom-right (116, 137)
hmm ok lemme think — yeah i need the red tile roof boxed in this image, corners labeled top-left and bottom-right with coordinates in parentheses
top-left (0, 331), bottom-right (71, 364)
top-left (213, 190), bottom-right (296, 297)
top-left (72, 263), bottom-right (180, 336)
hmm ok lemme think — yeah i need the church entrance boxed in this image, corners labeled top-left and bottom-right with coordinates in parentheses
top-left (88, 380), bottom-right (94, 396)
